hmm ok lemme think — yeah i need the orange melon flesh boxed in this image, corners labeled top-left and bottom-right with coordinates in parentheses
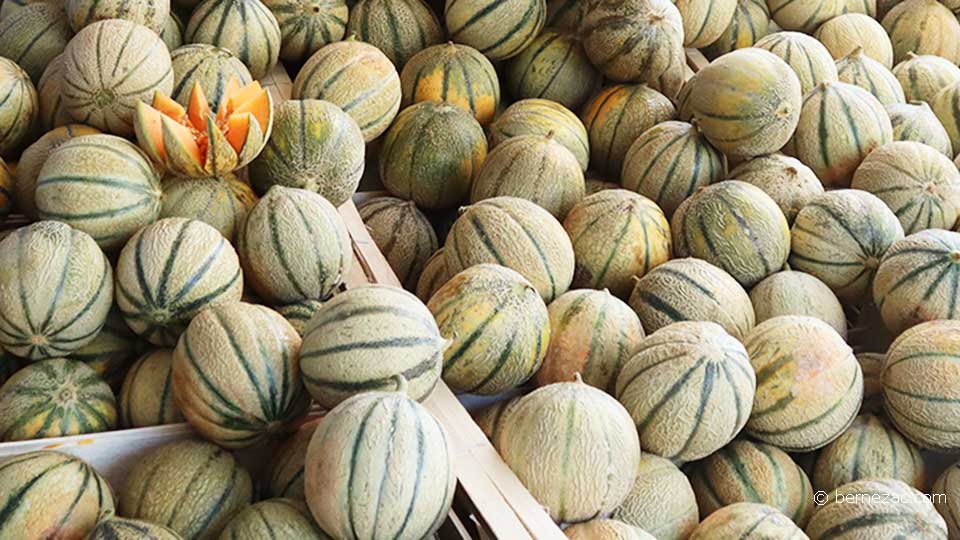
top-left (163, 117), bottom-right (204, 166)
top-left (188, 84), bottom-right (212, 132)
top-left (225, 114), bottom-right (250, 153)
top-left (230, 90), bottom-right (270, 133)
top-left (153, 92), bottom-right (187, 124)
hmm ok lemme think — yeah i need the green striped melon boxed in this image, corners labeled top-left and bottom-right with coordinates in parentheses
top-left (497, 379), bottom-right (640, 522)
top-left (185, 0), bottom-right (281, 79)
top-left (35, 134), bottom-right (162, 250)
top-left (378, 101), bottom-right (486, 209)
top-left (13, 124), bottom-right (100, 219)
top-left (119, 349), bottom-right (184, 428)
top-left (399, 42), bottom-right (500, 126)
top-left (886, 101), bottom-right (953, 157)
top-left (728, 154), bottom-right (823, 224)
top-left (347, 0), bottom-right (443, 67)
top-left (563, 190), bottom-right (671, 298)
top-left (702, 0), bottom-right (770, 58)
top-left (0, 159), bottom-right (11, 220)
top-left (674, 0), bottom-right (737, 48)
top-left (893, 53), bottom-right (960, 103)
top-left (172, 302), bottom-right (308, 448)
top-left (160, 174), bottom-right (258, 240)
top-left (471, 396), bottom-right (520, 444)
top-left (544, 0), bottom-right (582, 30)
top-left (264, 422), bottom-right (314, 500)
top-left (120, 439), bottom-right (254, 540)
top-left (815, 13), bottom-right (894, 67)
top-left (292, 40), bottom-right (401, 141)
top-left (852, 140), bottom-right (960, 233)
top-left (621, 121), bottom-right (726, 217)
top-left (845, 0), bottom-right (877, 15)
top-left (428, 264), bottom-right (548, 394)
top-left (36, 54), bottom-right (73, 131)
top-left (0, 221), bottom-right (112, 359)
top-left (237, 186), bottom-right (350, 304)
top-left (160, 12), bottom-right (183, 51)
top-left (445, 0), bottom-right (545, 61)
top-left (0, 357), bottom-right (117, 440)
top-left (813, 413), bottom-right (924, 494)
top-left (934, 463), bottom-right (960, 538)
top-left (628, 257), bottom-right (755, 339)
top-left (62, 19), bottom-right (173, 136)
top-left (581, 0), bottom-right (683, 86)
top-left (416, 247), bottom-right (448, 302)
top-left (768, 0), bottom-right (844, 32)
top-left (470, 133), bottom-right (585, 218)
top-left (688, 48), bottom-right (802, 159)
top-left (565, 520), bottom-right (655, 540)
top-left (0, 2), bottom-right (72, 83)
top-left (275, 299), bottom-right (323, 336)
top-left (744, 316), bottom-right (862, 452)
top-left (219, 498), bottom-right (325, 539)
top-left (300, 285), bottom-right (445, 406)
top-left (882, 0), bottom-right (960, 64)
top-left (65, 0), bottom-right (168, 33)
top-left (69, 308), bottom-right (142, 388)
top-left (688, 503), bottom-right (807, 540)
top-left (249, 99), bottom-right (364, 206)
top-left (883, 321), bottom-right (960, 449)
top-left (488, 98), bottom-right (589, 171)
top-left (873, 230), bottom-right (960, 333)
top-left (86, 518), bottom-right (182, 540)
top-left (786, 81), bottom-right (893, 188)
top-left (749, 270), bottom-right (847, 337)
top-left (755, 31), bottom-right (839, 95)
top-left (672, 180), bottom-right (790, 288)
top-left (835, 47), bottom-right (905, 105)
top-left (581, 84), bottom-right (676, 176)
top-left (856, 352), bottom-right (884, 414)
top-left (616, 321), bottom-right (755, 461)
top-left (535, 288), bottom-right (644, 393)
top-left (0, 450), bottom-right (114, 540)
top-left (444, 196), bottom-right (575, 301)
top-left (790, 189), bottom-right (904, 303)
top-left (0, 0), bottom-right (39, 18)
top-left (612, 454), bottom-right (699, 540)
top-left (504, 30), bottom-right (601, 111)
top-left (806, 479), bottom-right (947, 539)
top-left (116, 217), bottom-right (243, 346)
top-left (932, 81), bottom-right (960, 155)
top-left (170, 44), bottom-right (254, 108)
top-left (689, 440), bottom-right (814, 526)
top-left (264, 0), bottom-right (347, 63)
top-left (358, 196), bottom-right (439, 290)
top-left (0, 57), bottom-right (37, 156)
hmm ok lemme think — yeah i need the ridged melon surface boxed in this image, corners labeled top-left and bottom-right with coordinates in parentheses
top-left (65, 0), bottom-right (168, 33)
top-left (358, 196), bottom-right (439, 290)
top-left (755, 31), bottom-right (839, 94)
top-left (0, 2), bottom-right (73, 83)
top-left (749, 270), bottom-right (846, 337)
top-left (445, 0), bottom-right (546, 61)
top-left (160, 12), bottom-right (182, 51)
top-left (86, 518), bottom-right (182, 540)
top-left (0, 57), bottom-right (37, 156)
top-left (674, 0), bottom-right (737, 48)
top-left (882, 0), bottom-right (960, 64)
top-left (68, 308), bottom-right (142, 387)
top-left (565, 519), bottom-right (655, 540)
top-left (400, 42), bottom-right (500, 125)
top-left (856, 352), bottom-right (884, 414)
top-left (768, 0), bottom-right (843, 32)
top-left (934, 463), bottom-right (960, 538)
top-left (932, 81), bottom-right (960, 155)
top-left (688, 503), bottom-right (808, 540)
top-left (504, 30), bottom-right (600, 111)
top-left (185, 0), bottom-right (281, 79)
top-left (815, 12), bottom-right (894, 67)
top-left (36, 54), bottom-right (73, 131)
top-left (416, 248), bottom-right (449, 302)
top-left (729, 154), bottom-right (822, 224)
top-left (347, 0), bottom-right (443, 67)
top-left (612, 454), bottom-right (699, 540)
top-left (14, 124), bottom-right (101, 219)
top-left (218, 498), bottom-right (326, 539)
top-left (886, 101), bottom-right (953, 156)
top-left (806, 479), bottom-right (946, 539)
top-left (169, 44), bottom-right (254, 108)
top-left (489, 98), bottom-right (589, 171)
top-left (265, 0), bottom-right (346, 63)
top-left (263, 423), bottom-right (313, 501)
top-left (119, 349), bottom-right (184, 428)
top-left (835, 47), bottom-right (905, 105)
top-left (276, 299), bottom-right (323, 336)
top-left (160, 174), bottom-right (257, 240)
top-left (703, 0), bottom-right (770, 58)
top-left (894, 53), bottom-right (960, 103)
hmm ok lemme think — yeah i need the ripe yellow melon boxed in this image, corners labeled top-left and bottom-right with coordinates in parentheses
top-left (703, 0), bottom-right (771, 58)
top-left (346, 0), bottom-right (442, 67)
top-left (160, 174), bottom-right (257, 240)
top-left (185, 0), bottom-right (281, 79)
top-left (749, 270), bottom-right (847, 337)
top-left (612, 454), bottom-right (699, 540)
top-left (358, 196), bottom-right (439, 290)
top-left (886, 101), bottom-right (953, 157)
top-left (504, 30), bottom-right (601, 111)
top-left (835, 47), bottom-right (906, 105)
top-left (0, 57), bottom-right (37, 156)
top-left (932, 81), bottom-right (960, 155)
top-left (415, 248), bottom-right (449, 302)
top-left (565, 520), bottom-right (656, 540)
top-left (755, 31), bottom-right (839, 94)
top-left (66, 0), bottom-right (168, 33)
top-left (689, 503), bottom-right (808, 539)
top-left (276, 300), bottom-right (323, 336)
top-left (729, 154), bottom-right (822, 224)
top-left (856, 352), bottom-right (884, 414)
top-left (0, 2), bottom-right (73, 83)
top-left (14, 124), bottom-right (102, 219)
top-left (488, 98), bottom-right (589, 171)
top-left (400, 42), bottom-right (501, 126)
top-left (444, 0), bottom-right (546, 62)
top-left (882, 0), bottom-right (960, 64)
top-left (768, 0), bottom-right (844, 32)
top-left (674, 0), bottom-right (737, 48)
top-left (895, 52), bottom-right (960, 105)
top-left (815, 12), bottom-right (894, 67)
top-left (218, 498), bottom-right (326, 539)
top-left (119, 349), bottom-right (184, 428)
top-left (806, 479), bottom-right (947, 539)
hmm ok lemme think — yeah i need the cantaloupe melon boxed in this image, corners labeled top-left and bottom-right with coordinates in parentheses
top-left (489, 98), bottom-right (589, 171)
top-left (121, 439), bottom-right (254, 540)
top-left (688, 503), bottom-right (808, 540)
top-left (932, 81), bottom-right (960, 155)
top-left (687, 48), bottom-right (802, 159)
top-left (0, 357), bottom-right (117, 441)
top-left (815, 12), bottom-right (894, 67)
top-left (565, 520), bottom-right (655, 540)
top-left (0, 57), bottom-right (37, 157)
top-left (621, 121), bottom-right (726, 217)
top-left (674, 0), bottom-right (737, 48)
top-left (219, 498), bottom-right (326, 540)
top-left (886, 101), bottom-right (953, 156)
top-left (806, 479), bottom-right (947, 539)
top-left (471, 396), bottom-right (520, 445)
top-left (66, 0), bottom-right (168, 33)
top-left (856, 352), bottom-right (884, 414)
top-left (399, 42), bottom-right (500, 125)
top-left (428, 264), bottom-right (548, 394)
top-left (378, 101), bottom-right (486, 210)
top-left (185, 0), bottom-right (281, 79)
top-left (86, 518), bottom-right (183, 540)
top-left (882, 0), bottom-right (960, 64)
top-left (237, 186), bottom-right (350, 305)
top-left (729, 154), bottom-right (822, 224)
top-left (703, 0), bottom-right (770, 58)
top-left (498, 379), bottom-right (640, 522)
top-left (612, 454), bottom-right (699, 540)
top-left (416, 248), bottom-right (448, 302)
top-left (0, 451), bottom-right (114, 540)
top-left (160, 174), bottom-right (257, 240)
top-left (755, 31), bottom-right (839, 95)
top-left (845, 0), bottom-right (877, 15)
top-left (304, 387), bottom-right (455, 540)
top-left (358, 198), bottom-right (438, 291)
top-left (581, 84), bottom-right (676, 176)
top-left (265, 0), bottom-right (347, 64)
top-left (13, 124), bottom-right (100, 219)
top-left (750, 270), bottom-right (846, 337)
top-left (119, 349), bottom-right (184, 428)
top-left (263, 422), bottom-right (314, 500)
top-left (835, 47), bottom-right (906, 105)
top-left (69, 307), bottom-right (142, 388)
top-left (347, 0), bottom-right (442, 67)
top-left (873, 230), bottom-right (960, 334)
top-left (274, 300), bottom-right (323, 337)
top-left (689, 440), bottom-right (814, 526)
top-left (933, 462), bottom-right (960, 538)
top-left (0, 221), bottom-right (112, 359)
top-left (786, 81), bottom-right (893, 188)
top-left (504, 30), bottom-right (600, 111)
top-left (160, 12), bottom-right (183, 51)
top-left (564, 190), bottom-right (670, 298)
top-left (249, 99), bottom-right (363, 206)
top-left (116, 218), bottom-right (243, 346)
top-left (745, 316), bottom-right (862, 452)
top-left (0, 2), bottom-right (72, 83)
top-left (62, 19), bottom-right (173, 136)
top-left (36, 134), bottom-right (163, 250)
top-left (301, 285), bottom-right (445, 406)
top-left (768, 0), bottom-right (843, 32)
top-left (444, 196), bottom-right (575, 301)
top-left (445, 0), bottom-right (545, 61)
top-left (36, 54), bottom-right (73, 131)
top-left (894, 53), bottom-right (960, 104)
top-left (169, 44), bottom-right (254, 109)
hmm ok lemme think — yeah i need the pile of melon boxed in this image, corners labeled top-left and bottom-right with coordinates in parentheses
top-left (5, 0), bottom-right (960, 538)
